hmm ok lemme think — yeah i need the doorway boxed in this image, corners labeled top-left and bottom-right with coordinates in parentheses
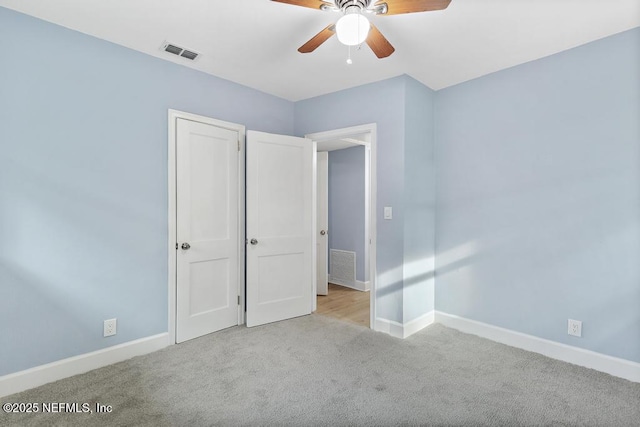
top-left (307, 124), bottom-right (377, 329)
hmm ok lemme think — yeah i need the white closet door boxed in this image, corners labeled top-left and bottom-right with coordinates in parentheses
top-left (176, 118), bottom-right (239, 342)
top-left (246, 130), bottom-right (314, 327)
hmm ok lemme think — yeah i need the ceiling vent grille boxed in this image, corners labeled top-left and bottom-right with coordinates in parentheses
top-left (160, 42), bottom-right (200, 61)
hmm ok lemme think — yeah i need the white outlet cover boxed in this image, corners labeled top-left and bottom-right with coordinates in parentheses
top-left (104, 318), bottom-right (117, 337)
top-left (568, 319), bottom-right (582, 337)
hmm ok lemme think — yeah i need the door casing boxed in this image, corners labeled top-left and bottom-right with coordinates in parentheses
top-left (168, 109), bottom-right (246, 345)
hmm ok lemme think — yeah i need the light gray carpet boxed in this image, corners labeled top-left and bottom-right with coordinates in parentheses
top-left (2, 315), bottom-right (639, 426)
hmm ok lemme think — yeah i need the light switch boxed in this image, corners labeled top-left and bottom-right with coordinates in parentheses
top-left (384, 206), bottom-right (393, 220)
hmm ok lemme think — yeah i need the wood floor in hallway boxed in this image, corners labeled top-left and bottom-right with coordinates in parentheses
top-left (316, 283), bottom-right (370, 327)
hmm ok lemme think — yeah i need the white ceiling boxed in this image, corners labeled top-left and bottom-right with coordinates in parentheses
top-left (1, 0), bottom-right (638, 101)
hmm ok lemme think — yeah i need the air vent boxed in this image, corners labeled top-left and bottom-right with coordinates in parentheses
top-left (164, 44), bottom-right (182, 55)
top-left (160, 42), bottom-right (200, 61)
top-left (180, 50), bottom-right (198, 60)
top-left (329, 249), bottom-right (356, 288)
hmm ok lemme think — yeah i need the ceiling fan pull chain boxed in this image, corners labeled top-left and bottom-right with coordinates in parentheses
top-left (347, 45), bottom-right (353, 64)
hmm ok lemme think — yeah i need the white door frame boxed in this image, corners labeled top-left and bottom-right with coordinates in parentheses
top-left (167, 109), bottom-right (246, 345)
top-left (306, 124), bottom-right (377, 330)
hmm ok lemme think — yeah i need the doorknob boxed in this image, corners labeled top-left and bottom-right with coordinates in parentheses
top-left (320, 230), bottom-right (327, 236)
top-left (181, 242), bottom-right (191, 250)
top-left (250, 238), bottom-right (258, 245)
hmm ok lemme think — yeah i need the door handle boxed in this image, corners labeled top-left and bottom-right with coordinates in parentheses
top-left (250, 238), bottom-right (258, 245)
top-left (181, 242), bottom-right (191, 250)
top-left (320, 230), bottom-right (327, 236)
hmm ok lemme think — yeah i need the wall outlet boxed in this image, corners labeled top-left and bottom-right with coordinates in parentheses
top-left (104, 318), bottom-right (117, 337)
top-left (568, 319), bottom-right (582, 337)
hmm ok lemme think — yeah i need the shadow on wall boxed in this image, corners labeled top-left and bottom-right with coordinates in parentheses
top-left (436, 164), bottom-right (638, 291)
top-left (376, 258), bottom-right (436, 299)
top-left (435, 161), bottom-right (640, 359)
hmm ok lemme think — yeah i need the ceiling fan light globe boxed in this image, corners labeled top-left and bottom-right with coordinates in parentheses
top-left (336, 13), bottom-right (370, 46)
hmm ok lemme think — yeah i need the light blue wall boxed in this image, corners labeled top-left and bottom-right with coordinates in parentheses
top-left (403, 77), bottom-right (436, 323)
top-left (434, 28), bottom-right (640, 362)
top-left (0, 7), bottom-right (293, 376)
top-left (295, 77), bottom-right (406, 322)
top-left (328, 146), bottom-right (366, 282)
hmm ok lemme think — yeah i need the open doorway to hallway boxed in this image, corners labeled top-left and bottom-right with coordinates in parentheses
top-left (308, 126), bottom-right (376, 328)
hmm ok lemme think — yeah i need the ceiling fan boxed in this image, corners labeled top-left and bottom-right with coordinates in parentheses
top-left (272, 0), bottom-right (452, 59)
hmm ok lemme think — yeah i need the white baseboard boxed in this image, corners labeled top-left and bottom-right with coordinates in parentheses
top-left (375, 317), bottom-right (404, 338)
top-left (329, 277), bottom-right (370, 292)
top-left (0, 333), bottom-right (169, 398)
top-left (435, 312), bottom-right (640, 383)
top-left (404, 311), bottom-right (435, 338)
top-left (375, 311), bottom-right (435, 339)
top-left (357, 280), bottom-right (370, 291)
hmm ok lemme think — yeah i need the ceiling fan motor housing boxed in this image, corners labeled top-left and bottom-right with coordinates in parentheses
top-left (335, 0), bottom-right (371, 11)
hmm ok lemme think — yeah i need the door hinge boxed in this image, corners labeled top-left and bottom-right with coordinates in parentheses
top-left (238, 139), bottom-right (240, 152)
top-left (237, 295), bottom-right (241, 305)
top-left (175, 243), bottom-right (178, 250)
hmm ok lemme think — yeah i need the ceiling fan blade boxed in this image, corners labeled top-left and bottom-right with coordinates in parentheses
top-left (376, 0), bottom-right (451, 15)
top-left (366, 24), bottom-right (395, 58)
top-left (298, 24), bottom-right (336, 53)
top-left (272, 0), bottom-right (333, 11)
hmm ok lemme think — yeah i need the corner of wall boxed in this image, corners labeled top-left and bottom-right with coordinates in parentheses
top-left (401, 77), bottom-right (436, 324)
